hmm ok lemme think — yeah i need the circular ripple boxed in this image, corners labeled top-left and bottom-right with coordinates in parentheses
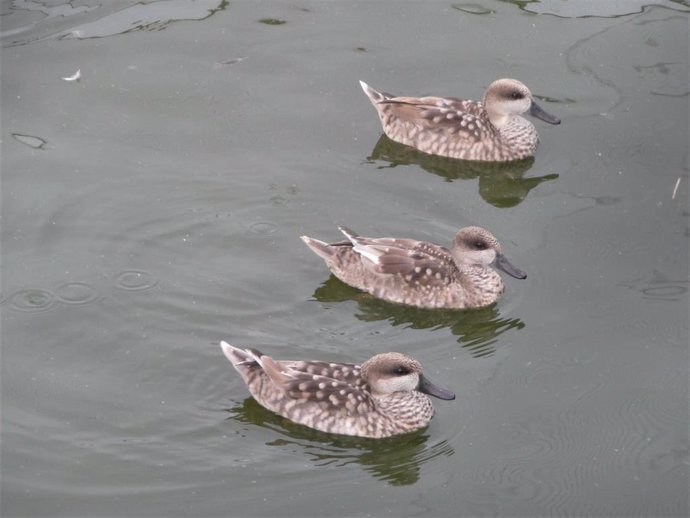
top-left (113, 270), bottom-right (158, 292)
top-left (55, 282), bottom-right (100, 305)
top-left (8, 289), bottom-right (56, 313)
top-left (248, 221), bottom-right (277, 235)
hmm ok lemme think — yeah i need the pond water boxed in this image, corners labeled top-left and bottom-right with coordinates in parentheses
top-left (1, 1), bottom-right (688, 517)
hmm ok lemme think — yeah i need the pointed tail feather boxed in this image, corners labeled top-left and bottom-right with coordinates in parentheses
top-left (337, 226), bottom-right (360, 244)
top-left (220, 341), bottom-right (267, 368)
top-left (359, 80), bottom-right (387, 104)
top-left (301, 235), bottom-right (337, 262)
top-left (221, 341), bottom-right (292, 385)
top-left (254, 354), bottom-right (296, 387)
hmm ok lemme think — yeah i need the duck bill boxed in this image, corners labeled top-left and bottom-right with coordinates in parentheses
top-left (530, 100), bottom-right (561, 125)
top-left (418, 374), bottom-right (455, 401)
top-left (493, 253), bottom-right (527, 279)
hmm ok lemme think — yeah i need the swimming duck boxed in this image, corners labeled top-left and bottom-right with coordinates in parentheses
top-left (360, 78), bottom-right (560, 161)
top-left (220, 341), bottom-right (455, 438)
top-left (301, 226), bottom-right (526, 309)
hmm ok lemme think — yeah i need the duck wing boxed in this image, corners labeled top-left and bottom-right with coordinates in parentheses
top-left (260, 356), bottom-right (375, 407)
top-left (278, 359), bottom-right (364, 387)
top-left (380, 96), bottom-right (494, 139)
top-left (352, 237), bottom-right (458, 287)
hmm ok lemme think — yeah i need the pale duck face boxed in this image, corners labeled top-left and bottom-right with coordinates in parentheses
top-left (452, 226), bottom-right (501, 268)
top-left (483, 78), bottom-right (561, 128)
top-left (452, 226), bottom-right (527, 280)
top-left (361, 353), bottom-right (455, 400)
top-left (361, 353), bottom-right (422, 395)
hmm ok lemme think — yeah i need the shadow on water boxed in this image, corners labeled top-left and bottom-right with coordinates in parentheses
top-left (228, 398), bottom-right (454, 486)
top-left (366, 134), bottom-right (558, 208)
top-left (313, 276), bottom-right (525, 358)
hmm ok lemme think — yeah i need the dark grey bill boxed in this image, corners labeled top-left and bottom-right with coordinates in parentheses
top-left (493, 253), bottom-right (527, 279)
top-left (530, 100), bottom-right (561, 125)
top-left (418, 374), bottom-right (455, 400)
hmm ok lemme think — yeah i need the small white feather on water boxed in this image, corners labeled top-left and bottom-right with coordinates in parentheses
top-left (62, 69), bottom-right (81, 82)
top-left (671, 177), bottom-right (681, 200)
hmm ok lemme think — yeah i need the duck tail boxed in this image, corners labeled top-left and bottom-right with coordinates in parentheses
top-left (220, 341), bottom-right (260, 367)
top-left (337, 226), bottom-right (360, 245)
top-left (359, 80), bottom-right (388, 104)
top-left (300, 235), bottom-right (337, 262)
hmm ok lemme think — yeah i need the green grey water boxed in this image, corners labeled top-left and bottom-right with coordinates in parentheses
top-left (2, 1), bottom-right (688, 517)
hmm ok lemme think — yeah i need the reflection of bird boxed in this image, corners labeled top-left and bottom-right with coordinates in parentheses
top-left (230, 398), bottom-right (452, 486)
top-left (360, 78), bottom-right (560, 161)
top-left (367, 134), bottom-right (558, 208)
top-left (221, 342), bottom-right (454, 438)
top-left (312, 276), bottom-right (526, 358)
top-left (301, 226), bottom-right (526, 309)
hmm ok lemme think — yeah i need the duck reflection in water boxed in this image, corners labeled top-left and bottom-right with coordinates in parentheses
top-left (367, 134), bottom-right (558, 208)
top-left (228, 398), bottom-right (454, 486)
top-left (312, 276), bottom-right (525, 358)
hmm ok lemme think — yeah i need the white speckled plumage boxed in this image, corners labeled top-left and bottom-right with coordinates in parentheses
top-left (360, 78), bottom-right (560, 161)
top-left (301, 226), bottom-right (527, 309)
top-left (221, 342), bottom-right (455, 438)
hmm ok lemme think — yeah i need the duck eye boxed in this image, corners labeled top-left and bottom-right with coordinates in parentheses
top-left (474, 241), bottom-right (487, 250)
top-left (394, 366), bottom-right (410, 375)
top-left (510, 91), bottom-right (523, 100)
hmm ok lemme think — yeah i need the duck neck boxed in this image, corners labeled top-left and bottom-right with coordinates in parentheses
top-left (487, 111), bottom-right (509, 129)
top-left (372, 392), bottom-right (434, 434)
top-left (457, 263), bottom-right (504, 301)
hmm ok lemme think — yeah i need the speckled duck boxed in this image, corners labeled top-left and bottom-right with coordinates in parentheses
top-left (360, 78), bottom-right (560, 161)
top-left (301, 226), bottom-right (527, 309)
top-left (221, 341), bottom-right (455, 438)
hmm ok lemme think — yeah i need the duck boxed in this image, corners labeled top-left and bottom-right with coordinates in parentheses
top-left (360, 78), bottom-right (560, 161)
top-left (220, 341), bottom-right (455, 438)
top-left (301, 226), bottom-right (526, 309)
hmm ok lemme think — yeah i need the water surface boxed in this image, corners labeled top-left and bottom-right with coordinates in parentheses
top-left (2, 1), bottom-right (688, 516)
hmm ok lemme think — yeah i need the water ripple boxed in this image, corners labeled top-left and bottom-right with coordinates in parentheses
top-left (4, 272), bottom-right (160, 314)
top-left (8, 289), bottom-right (57, 313)
top-left (247, 221), bottom-right (278, 236)
top-left (619, 272), bottom-right (689, 301)
top-left (113, 270), bottom-right (158, 292)
top-left (54, 282), bottom-right (100, 305)
top-left (468, 378), bottom-right (688, 516)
